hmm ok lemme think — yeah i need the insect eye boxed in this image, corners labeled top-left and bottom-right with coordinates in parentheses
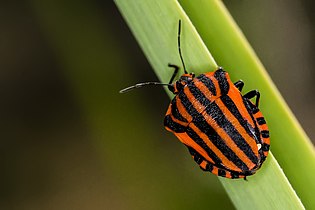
top-left (180, 74), bottom-right (194, 83)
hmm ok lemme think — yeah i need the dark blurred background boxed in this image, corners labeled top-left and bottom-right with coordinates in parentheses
top-left (1, 1), bottom-right (314, 209)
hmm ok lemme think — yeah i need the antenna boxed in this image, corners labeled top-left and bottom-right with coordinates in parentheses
top-left (119, 82), bottom-right (172, 93)
top-left (119, 20), bottom-right (186, 94)
top-left (178, 20), bottom-right (187, 74)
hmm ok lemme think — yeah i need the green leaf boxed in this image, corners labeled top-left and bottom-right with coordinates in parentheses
top-left (179, 0), bottom-right (315, 209)
top-left (115, 0), bottom-right (309, 209)
top-left (116, 0), bottom-right (218, 91)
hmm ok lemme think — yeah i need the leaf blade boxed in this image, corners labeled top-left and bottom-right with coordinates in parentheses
top-left (115, 0), bottom-right (306, 209)
top-left (179, 0), bottom-right (314, 208)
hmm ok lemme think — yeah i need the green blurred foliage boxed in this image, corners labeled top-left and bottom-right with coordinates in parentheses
top-left (0, 0), bottom-right (314, 209)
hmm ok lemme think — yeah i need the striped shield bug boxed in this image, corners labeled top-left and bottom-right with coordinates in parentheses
top-left (120, 20), bottom-right (270, 179)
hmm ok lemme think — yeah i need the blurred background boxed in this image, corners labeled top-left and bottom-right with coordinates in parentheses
top-left (1, 1), bottom-right (314, 209)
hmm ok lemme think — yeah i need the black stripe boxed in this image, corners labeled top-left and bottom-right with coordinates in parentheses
top-left (194, 155), bottom-right (203, 164)
top-left (186, 127), bottom-right (222, 166)
top-left (164, 115), bottom-right (186, 133)
top-left (214, 69), bottom-right (229, 95)
top-left (170, 98), bottom-right (188, 123)
top-left (188, 146), bottom-right (214, 172)
top-left (178, 92), bottom-right (249, 171)
top-left (188, 148), bottom-right (204, 164)
top-left (262, 143), bottom-right (270, 151)
top-left (256, 117), bottom-right (266, 125)
top-left (231, 173), bottom-right (239, 179)
top-left (261, 130), bottom-right (270, 138)
top-left (196, 74), bottom-right (216, 96)
top-left (178, 90), bottom-right (200, 120)
top-left (205, 163), bottom-right (213, 172)
top-left (176, 82), bottom-right (184, 93)
top-left (188, 82), bottom-right (210, 108)
top-left (218, 169), bottom-right (226, 177)
top-left (187, 147), bottom-right (196, 156)
top-left (206, 102), bottom-right (259, 165)
top-left (242, 98), bottom-right (264, 146)
top-left (220, 95), bottom-right (256, 138)
top-left (257, 148), bottom-right (266, 165)
top-left (252, 107), bottom-right (259, 114)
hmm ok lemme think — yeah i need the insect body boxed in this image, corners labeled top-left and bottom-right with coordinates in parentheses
top-left (120, 20), bottom-right (270, 179)
top-left (164, 66), bottom-right (270, 179)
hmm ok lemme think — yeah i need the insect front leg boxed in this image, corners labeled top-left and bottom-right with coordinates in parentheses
top-left (167, 64), bottom-right (180, 92)
top-left (244, 90), bottom-right (260, 107)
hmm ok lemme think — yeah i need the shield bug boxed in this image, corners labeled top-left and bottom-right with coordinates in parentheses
top-left (120, 20), bottom-right (270, 179)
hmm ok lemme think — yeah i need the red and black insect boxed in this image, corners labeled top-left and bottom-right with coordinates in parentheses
top-left (120, 20), bottom-right (270, 179)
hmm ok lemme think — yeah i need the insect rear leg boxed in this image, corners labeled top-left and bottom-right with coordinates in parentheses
top-left (244, 90), bottom-right (260, 107)
top-left (234, 80), bottom-right (244, 92)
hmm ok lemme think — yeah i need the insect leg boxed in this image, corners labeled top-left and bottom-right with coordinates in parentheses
top-left (234, 80), bottom-right (244, 92)
top-left (244, 90), bottom-right (260, 107)
top-left (167, 64), bottom-right (180, 92)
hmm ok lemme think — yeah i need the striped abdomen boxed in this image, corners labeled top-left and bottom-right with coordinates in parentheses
top-left (164, 69), bottom-right (270, 178)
